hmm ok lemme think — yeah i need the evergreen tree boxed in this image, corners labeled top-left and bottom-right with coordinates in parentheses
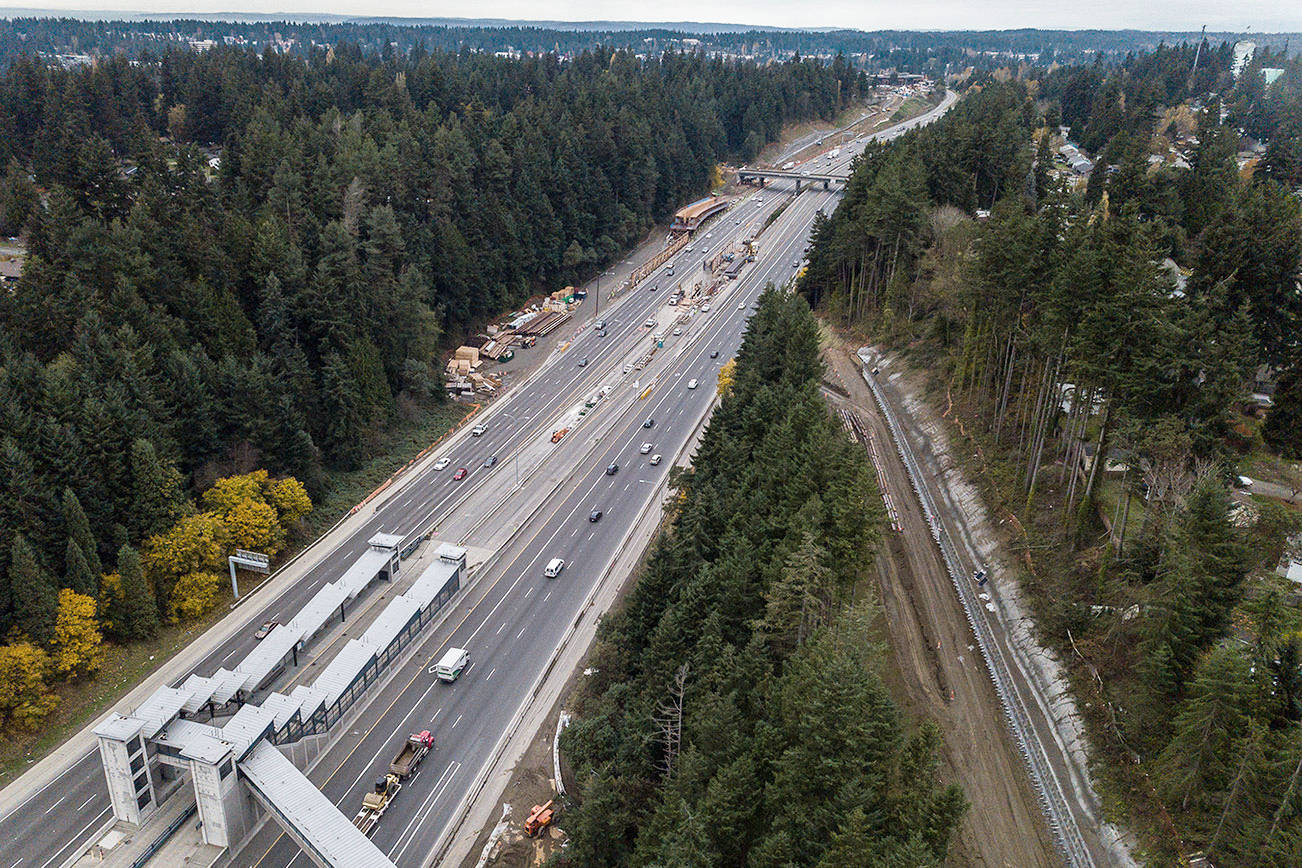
top-left (9, 534), bottom-right (58, 644)
top-left (116, 544), bottom-right (158, 640)
top-left (64, 538), bottom-right (96, 597)
top-left (61, 487), bottom-right (101, 578)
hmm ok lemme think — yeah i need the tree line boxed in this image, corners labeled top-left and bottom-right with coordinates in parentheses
top-left (560, 287), bottom-right (965, 867)
top-left (798, 58), bottom-right (1302, 864)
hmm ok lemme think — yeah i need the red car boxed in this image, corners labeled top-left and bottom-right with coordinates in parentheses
top-left (453, 467), bottom-right (468, 480)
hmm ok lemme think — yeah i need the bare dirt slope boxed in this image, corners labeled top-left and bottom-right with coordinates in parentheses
top-left (824, 344), bottom-right (1059, 868)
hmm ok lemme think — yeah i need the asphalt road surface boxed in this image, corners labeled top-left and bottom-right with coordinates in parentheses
top-left (0, 93), bottom-right (956, 868)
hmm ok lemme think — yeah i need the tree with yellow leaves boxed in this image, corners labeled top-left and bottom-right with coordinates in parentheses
top-left (52, 589), bottom-right (103, 680)
top-left (0, 642), bottom-right (58, 730)
top-left (268, 477), bottom-right (312, 525)
top-left (168, 571), bottom-right (220, 623)
top-left (716, 358), bottom-right (737, 397)
top-left (142, 512), bottom-right (228, 613)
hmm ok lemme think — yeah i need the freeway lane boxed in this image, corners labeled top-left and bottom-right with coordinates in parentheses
top-left (244, 183), bottom-right (835, 868)
top-left (0, 189), bottom-right (792, 868)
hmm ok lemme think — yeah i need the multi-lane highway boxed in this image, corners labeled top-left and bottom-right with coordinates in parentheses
top-left (0, 92), bottom-right (955, 868)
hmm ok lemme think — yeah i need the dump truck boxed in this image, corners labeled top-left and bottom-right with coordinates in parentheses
top-left (525, 800), bottom-right (556, 837)
top-left (388, 731), bottom-right (435, 778)
top-left (353, 774), bottom-right (401, 835)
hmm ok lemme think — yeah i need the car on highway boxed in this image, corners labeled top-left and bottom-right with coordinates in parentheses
top-left (588, 509), bottom-right (602, 523)
top-left (673, 326), bottom-right (683, 336)
top-left (705, 232), bottom-right (712, 239)
top-left (606, 462), bottom-right (619, 475)
top-left (453, 467), bottom-right (468, 480)
top-left (792, 261), bottom-right (799, 268)
top-left (471, 423), bottom-right (487, 436)
top-left (578, 357), bottom-right (588, 367)
top-left (643, 417), bottom-right (654, 428)
top-left (738, 301), bottom-right (746, 310)
top-left (710, 350), bottom-right (719, 358)
top-left (544, 558), bottom-right (566, 578)
top-left (434, 457), bottom-right (451, 471)
top-left (735, 218), bottom-right (742, 224)
top-left (702, 303), bottom-right (711, 312)
top-left (483, 455), bottom-right (497, 468)
top-left (685, 244), bottom-right (693, 252)
top-left (640, 442), bottom-right (653, 454)
top-left (688, 379), bottom-right (699, 389)
top-left (649, 283), bottom-right (657, 291)
top-left (643, 317), bottom-right (656, 328)
top-left (623, 363), bottom-right (634, 373)
top-left (649, 454), bottom-right (662, 465)
top-left (254, 620), bottom-right (279, 640)
top-left (594, 320), bottom-right (606, 330)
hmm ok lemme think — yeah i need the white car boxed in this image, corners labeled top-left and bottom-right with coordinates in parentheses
top-left (544, 558), bottom-right (565, 578)
top-left (643, 317), bottom-right (656, 328)
top-left (738, 301), bottom-right (746, 310)
top-left (434, 457), bottom-right (451, 471)
top-left (688, 379), bottom-right (699, 390)
top-left (705, 232), bottom-right (712, 239)
top-left (649, 454), bottom-right (662, 465)
top-left (673, 327), bottom-right (683, 336)
top-left (702, 304), bottom-right (711, 312)
top-left (623, 363), bottom-right (634, 373)
top-left (471, 424), bottom-right (487, 437)
top-left (640, 442), bottom-right (653, 454)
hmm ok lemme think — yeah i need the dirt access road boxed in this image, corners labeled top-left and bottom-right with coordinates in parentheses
top-left (824, 344), bottom-right (1059, 868)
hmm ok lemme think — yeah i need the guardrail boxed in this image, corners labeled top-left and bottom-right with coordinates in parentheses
top-left (130, 802), bottom-right (197, 868)
top-left (857, 352), bottom-right (1095, 868)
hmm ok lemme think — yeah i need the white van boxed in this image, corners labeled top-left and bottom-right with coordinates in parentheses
top-left (545, 557), bottom-right (566, 578)
top-left (434, 647), bottom-right (470, 683)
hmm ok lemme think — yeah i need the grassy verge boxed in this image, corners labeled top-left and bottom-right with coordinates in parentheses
top-left (305, 401), bottom-right (475, 537)
top-left (891, 96), bottom-right (932, 124)
top-left (0, 400), bottom-right (473, 788)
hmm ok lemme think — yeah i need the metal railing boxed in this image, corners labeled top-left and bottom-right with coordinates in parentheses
top-left (130, 802), bottom-right (197, 868)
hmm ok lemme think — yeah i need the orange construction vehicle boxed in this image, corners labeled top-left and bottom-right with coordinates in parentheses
top-left (524, 800), bottom-right (555, 837)
top-left (550, 427), bottom-right (569, 443)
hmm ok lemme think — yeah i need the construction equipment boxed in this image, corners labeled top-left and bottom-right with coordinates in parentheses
top-left (524, 800), bottom-right (556, 837)
top-left (388, 731), bottom-right (435, 778)
top-left (353, 774), bottom-right (401, 835)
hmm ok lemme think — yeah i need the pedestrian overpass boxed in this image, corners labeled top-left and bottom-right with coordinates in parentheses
top-left (737, 167), bottom-right (848, 191)
top-left (94, 540), bottom-right (468, 868)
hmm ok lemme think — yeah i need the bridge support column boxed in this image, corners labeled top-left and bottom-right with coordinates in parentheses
top-left (823, 179), bottom-right (830, 190)
top-left (795, 180), bottom-right (802, 193)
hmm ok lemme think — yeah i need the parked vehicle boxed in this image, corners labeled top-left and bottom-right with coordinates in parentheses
top-left (434, 647), bottom-right (470, 682)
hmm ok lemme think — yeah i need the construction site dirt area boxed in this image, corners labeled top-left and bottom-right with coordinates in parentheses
top-left (822, 338), bottom-right (1060, 868)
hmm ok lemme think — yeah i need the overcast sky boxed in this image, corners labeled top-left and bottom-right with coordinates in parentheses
top-left (7, 0), bottom-right (1301, 33)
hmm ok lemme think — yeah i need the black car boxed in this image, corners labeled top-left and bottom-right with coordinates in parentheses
top-left (606, 462), bottom-right (619, 475)
top-left (589, 509), bottom-right (603, 522)
top-left (710, 350), bottom-right (719, 359)
top-left (643, 418), bottom-right (654, 428)
top-left (578, 357), bottom-right (588, 367)
top-left (484, 455), bottom-right (498, 468)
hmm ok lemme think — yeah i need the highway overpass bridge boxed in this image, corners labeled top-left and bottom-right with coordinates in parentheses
top-left (737, 168), bottom-right (848, 191)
